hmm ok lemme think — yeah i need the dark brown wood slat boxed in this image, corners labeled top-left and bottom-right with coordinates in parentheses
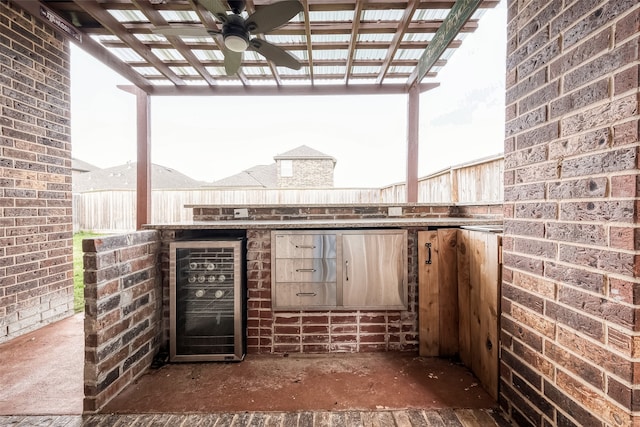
top-left (113, 19), bottom-right (479, 36)
top-left (299, 0), bottom-right (314, 83)
top-left (343, 0), bottom-right (366, 84)
top-left (133, 0), bottom-right (217, 85)
top-left (376, 0), bottom-right (420, 84)
top-left (67, 0), bottom-right (498, 12)
top-left (98, 39), bottom-right (462, 51)
top-left (125, 59), bottom-right (446, 68)
top-left (72, 0), bottom-right (186, 86)
top-left (131, 82), bottom-right (439, 96)
top-left (245, 0), bottom-right (283, 85)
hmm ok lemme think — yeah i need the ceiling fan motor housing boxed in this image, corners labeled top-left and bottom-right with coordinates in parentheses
top-left (223, 14), bottom-right (250, 52)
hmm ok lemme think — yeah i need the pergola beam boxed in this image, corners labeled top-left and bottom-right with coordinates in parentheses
top-left (119, 83), bottom-right (440, 96)
top-left (408, 0), bottom-right (483, 87)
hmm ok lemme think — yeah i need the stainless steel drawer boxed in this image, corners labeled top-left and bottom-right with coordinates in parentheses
top-left (273, 282), bottom-right (336, 308)
top-left (275, 258), bottom-right (337, 283)
top-left (274, 234), bottom-right (336, 259)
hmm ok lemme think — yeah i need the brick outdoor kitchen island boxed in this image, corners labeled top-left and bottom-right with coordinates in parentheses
top-left (81, 203), bottom-right (503, 411)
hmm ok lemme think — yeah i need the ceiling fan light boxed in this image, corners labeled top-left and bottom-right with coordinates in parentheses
top-left (225, 35), bottom-right (249, 52)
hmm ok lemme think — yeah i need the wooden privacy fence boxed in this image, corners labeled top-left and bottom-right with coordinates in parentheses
top-left (73, 155), bottom-right (504, 233)
top-left (380, 154), bottom-right (504, 203)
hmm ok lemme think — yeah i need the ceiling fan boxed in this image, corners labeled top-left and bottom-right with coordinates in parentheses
top-left (154, 0), bottom-right (303, 75)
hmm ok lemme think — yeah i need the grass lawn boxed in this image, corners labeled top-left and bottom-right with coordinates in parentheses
top-left (73, 232), bottom-right (102, 313)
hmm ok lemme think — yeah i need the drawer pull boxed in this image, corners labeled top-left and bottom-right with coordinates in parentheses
top-left (296, 268), bottom-right (317, 272)
top-left (295, 245), bottom-right (316, 249)
top-left (296, 292), bottom-right (317, 297)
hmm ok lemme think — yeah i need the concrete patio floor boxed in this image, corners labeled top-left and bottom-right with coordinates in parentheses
top-left (0, 313), bottom-right (84, 415)
top-left (0, 315), bottom-right (513, 426)
top-left (104, 353), bottom-right (496, 414)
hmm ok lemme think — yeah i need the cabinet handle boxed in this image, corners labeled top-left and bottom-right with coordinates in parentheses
top-left (296, 268), bottom-right (316, 272)
top-left (296, 245), bottom-right (316, 249)
top-left (425, 242), bottom-right (432, 265)
top-left (345, 260), bottom-right (349, 281)
top-left (296, 292), bottom-right (317, 297)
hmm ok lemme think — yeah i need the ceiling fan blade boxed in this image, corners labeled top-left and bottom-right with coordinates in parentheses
top-left (249, 39), bottom-right (301, 70)
top-left (199, 0), bottom-right (228, 22)
top-left (245, 0), bottom-right (303, 34)
top-left (224, 49), bottom-right (242, 75)
top-left (153, 26), bottom-right (215, 37)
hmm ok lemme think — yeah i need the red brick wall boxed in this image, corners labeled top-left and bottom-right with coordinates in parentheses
top-left (245, 229), bottom-right (419, 354)
top-left (82, 231), bottom-right (162, 413)
top-left (502, 1), bottom-right (640, 426)
top-left (0, 1), bottom-right (74, 343)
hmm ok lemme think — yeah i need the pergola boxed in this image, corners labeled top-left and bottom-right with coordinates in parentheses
top-left (15, 0), bottom-right (499, 228)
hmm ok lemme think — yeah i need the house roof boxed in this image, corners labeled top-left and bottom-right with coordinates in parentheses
top-left (18, 0), bottom-right (498, 96)
top-left (206, 163), bottom-right (278, 188)
top-left (274, 145), bottom-right (336, 164)
top-left (72, 158), bottom-right (100, 173)
top-left (73, 162), bottom-right (204, 192)
top-left (206, 145), bottom-right (335, 188)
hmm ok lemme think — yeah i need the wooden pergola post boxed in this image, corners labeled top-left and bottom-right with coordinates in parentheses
top-left (406, 84), bottom-right (420, 203)
top-left (136, 88), bottom-right (151, 230)
top-left (118, 85), bottom-right (151, 230)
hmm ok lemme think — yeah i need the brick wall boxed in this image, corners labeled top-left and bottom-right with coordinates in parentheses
top-left (277, 158), bottom-right (335, 188)
top-left (502, 1), bottom-right (640, 426)
top-left (83, 231), bottom-right (162, 413)
top-left (0, 1), bottom-right (74, 343)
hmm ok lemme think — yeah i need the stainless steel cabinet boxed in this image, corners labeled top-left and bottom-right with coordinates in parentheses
top-left (272, 232), bottom-right (337, 309)
top-left (271, 230), bottom-right (407, 310)
top-left (342, 232), bottom-right (406, 309)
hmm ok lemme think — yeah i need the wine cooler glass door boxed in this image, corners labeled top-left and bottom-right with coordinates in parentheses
top-left (170, 241), bottom-right (244, 361)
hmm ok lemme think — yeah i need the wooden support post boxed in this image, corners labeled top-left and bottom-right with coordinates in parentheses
top-left (118, 85), bottom-right (151, 230)
top-left (406, 85), bottom-right (419, 203)
top-left (135, 88), bottom-right (151, 230)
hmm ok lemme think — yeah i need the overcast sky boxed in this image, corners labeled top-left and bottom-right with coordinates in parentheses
top-left (70, 1), bottom-right (506, 188)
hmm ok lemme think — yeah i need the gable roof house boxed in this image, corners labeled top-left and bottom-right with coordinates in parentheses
top-left (274, 145), bottom-right (336, 188)
top-left (205, 145), bottom-right (336, 189)
top-left (73, 162), bottom-right (204, 192)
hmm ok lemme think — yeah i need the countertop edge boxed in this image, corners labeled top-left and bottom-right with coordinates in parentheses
top-left (144, 217), bottom-right (503, 230)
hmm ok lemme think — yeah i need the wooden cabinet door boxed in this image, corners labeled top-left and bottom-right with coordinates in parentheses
top-left (457, 229), bottom-right (501, 401)
top-left (418, 229), bottom-right (459, 357)
top-left (342, 232), bottom-right (407, 310)
top-left (418, 228), bottom-right (501, 401)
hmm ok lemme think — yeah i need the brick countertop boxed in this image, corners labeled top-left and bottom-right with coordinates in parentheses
top-left (145, 217), bottom-right (503, 230)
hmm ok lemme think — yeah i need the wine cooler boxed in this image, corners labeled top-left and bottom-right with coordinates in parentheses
top-left (169, 239), bottom-right (245, 362)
